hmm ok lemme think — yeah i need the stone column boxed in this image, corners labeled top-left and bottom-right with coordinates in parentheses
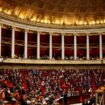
top-left (61, 34), bottom-right (65, 60)
top-left (24, 30), bottom-right (28, 59)
top-left (49, 33), bottom-right (52, 59)
top-left (74, 34), bottom-right (77, 60)
top-left (99, 34), bottom-right (103, 59)
top-left (86, 34), bottom-right (89, 60)
top-left (0, 25), bottom-right (1, 57)
top-left (37, 32), bottom-right (40, 59)
top-left (11, 27), bottom-right (15, 58)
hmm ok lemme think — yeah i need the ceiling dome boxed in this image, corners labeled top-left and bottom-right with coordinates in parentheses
top-left (0, 0), bottom-right (105, 26)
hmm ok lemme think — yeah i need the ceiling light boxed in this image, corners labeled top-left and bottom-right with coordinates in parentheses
top-left (104, 19), bottom-right (105, 23)
top-left (89, 22), bottom-right (92, 25)
top-left (78, 21), bottom-right (83, 25)
top-left (0, 7), bottom-right (2, 12)
top-left (30, 17), bottom-right (36, 21)
top-left (100, 20), bottom-right (103, 24)
top-left (55, 20), bottom-right (60, 24)
top-left (92, 21), bottom-right (95, 25)
top-left (84, 22), bottom-right (87, 25)
top-left (4, 9), bottom-right (12, 15)
top-left (19, 14), bottom-right (25, 19)
top-left (96, 20), bottom-right (100, 24)
top-left (40, 20), bottom-right (44, 23)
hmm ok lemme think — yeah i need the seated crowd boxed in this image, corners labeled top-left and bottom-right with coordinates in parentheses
top-left (2, 54), bottom-right (105, 60)
top-left (0, 68), bottom-right (105, 105)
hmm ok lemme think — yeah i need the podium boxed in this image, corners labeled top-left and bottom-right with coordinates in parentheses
top-left (95, 86), bottom-right (105, 105)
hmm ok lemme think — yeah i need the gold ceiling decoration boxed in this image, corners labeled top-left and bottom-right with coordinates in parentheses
top-left (0, 0), bottom-right (105, 26)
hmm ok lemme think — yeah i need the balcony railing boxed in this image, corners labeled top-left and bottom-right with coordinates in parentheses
top-left (2, 58), bottom-right (104, 65)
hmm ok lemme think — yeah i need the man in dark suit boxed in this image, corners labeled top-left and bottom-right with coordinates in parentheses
top-left (63, 90), bottom-right (67, 105)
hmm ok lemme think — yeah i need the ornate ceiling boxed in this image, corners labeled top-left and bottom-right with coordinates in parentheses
top-left (0, 0), bottom-right (105, 26)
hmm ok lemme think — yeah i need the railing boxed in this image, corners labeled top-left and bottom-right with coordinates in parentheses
top-left (2, 58), bottom-right (104, 65)
top-left (1, 38), bottom-right (101, 48)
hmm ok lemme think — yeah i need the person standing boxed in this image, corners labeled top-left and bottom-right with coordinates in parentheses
top-left (63, 90), bottom-right (67, 105)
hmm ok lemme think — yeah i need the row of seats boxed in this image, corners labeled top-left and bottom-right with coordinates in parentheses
top-left (0, 68), bottom-right (105, 105)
